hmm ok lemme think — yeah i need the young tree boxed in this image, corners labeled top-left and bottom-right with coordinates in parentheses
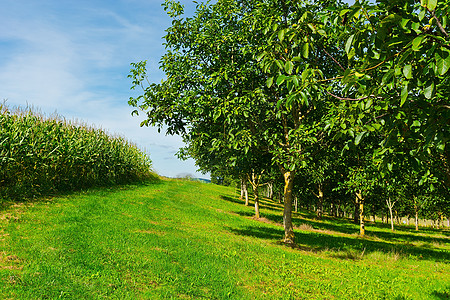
top-left (129, 0), bottom-right (345, 244)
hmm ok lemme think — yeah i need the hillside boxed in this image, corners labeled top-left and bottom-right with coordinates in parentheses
top-left (1, 180), bottom-right (449, 299)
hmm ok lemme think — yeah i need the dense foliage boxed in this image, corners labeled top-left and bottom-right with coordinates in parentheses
top-left (129, 0), bottom-right (449, 240)
top-left (0, 104), bottom-right (157, 201)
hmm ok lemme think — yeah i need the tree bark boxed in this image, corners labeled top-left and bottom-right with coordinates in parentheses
top-left (282, 170), bottom-right (295, 244)
top-left (386, 197), bottom-right (396, 232)
top-left (241, 177), bottom-right (249, 206)
top-left (315, 183), bottom-right (324, 219)
top-left (356, 190), bottom-right (365, 236)
top-left (254, 191), bottom-right (260, 218)
top-left (415, 210), bottom-right (419, 231)
top-left (248, 172), bottom-right (261, 218)
top-left (354, 195), bottom-right (360, 225)
top-left (267, 182), bottom-right (274, 199)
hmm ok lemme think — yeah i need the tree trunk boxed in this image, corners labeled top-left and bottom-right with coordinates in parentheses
top-left (354, 194), bottom-right (360, 225)
top-left (240, 178), bottom-right (245, 200)
top-left (330, 201), bottom-right (337, 217)
top-left (282, 170), bottom-right (295, 244)
top-left (294, 196), bottom-right (298, 213)
top-left (386, 197), bottom-right (396, 232)
top-left (242, 179), bottom-right (249, 206)
top-left (254, 191), bottom-right (260, 218)
top-left (315, 183), bottom-right (324, 219)
top-left (249, 172), bottom-right (261, 218)
top-left (415, 210), bottom-right (419, 231)
top-left (267, 182), bottom-right (274, 200)
top-left (356, 190), bottom-right (365, 236)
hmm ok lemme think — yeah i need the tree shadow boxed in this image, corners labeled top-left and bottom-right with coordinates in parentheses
top-left (225, 225), bottom-right (284, 241)
top-left (219, 193), bottom-right (449, 261)
top-left (220, 195), bottom-right (245, 206)
top-left (431, 289), bottom-right (450, 299)
top-left (225, 222), bottom-right (449, 262)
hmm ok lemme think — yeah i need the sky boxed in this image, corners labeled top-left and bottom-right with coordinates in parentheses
top-left (1, 0), bottom-right (353, 179)
top-left (0, 0), bottom-right (204, 179)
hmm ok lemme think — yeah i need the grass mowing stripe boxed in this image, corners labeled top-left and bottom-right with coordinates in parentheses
top-left (1, 180), bottom-right (449, 299)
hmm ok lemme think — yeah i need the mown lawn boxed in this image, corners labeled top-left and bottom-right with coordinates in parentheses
top-left (1, 179), bottom-right (449, 299)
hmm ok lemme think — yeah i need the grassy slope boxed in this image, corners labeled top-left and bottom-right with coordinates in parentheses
top-left (0, 180), bottom-right (449, 299)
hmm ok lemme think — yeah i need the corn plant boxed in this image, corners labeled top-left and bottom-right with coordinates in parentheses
top-left (0, 103), bottom-right (158, 201)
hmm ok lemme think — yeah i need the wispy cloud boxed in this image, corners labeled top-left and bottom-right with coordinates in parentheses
top-left (0, 0), bottom-right (205, 178)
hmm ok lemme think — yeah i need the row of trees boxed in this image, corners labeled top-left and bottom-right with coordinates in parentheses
top-left (129, 0), bottom-right (449, 242)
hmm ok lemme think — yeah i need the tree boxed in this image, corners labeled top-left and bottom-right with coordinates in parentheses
top-left (129, 0), bottom-right (345, 244)
top-left (249, 0), bottom-right (346, 242)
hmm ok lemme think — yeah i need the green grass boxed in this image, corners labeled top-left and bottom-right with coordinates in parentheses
top-left (1, 180), bottom-right (449, 299)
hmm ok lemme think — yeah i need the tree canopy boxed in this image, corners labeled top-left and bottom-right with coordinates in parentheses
top-left (129, 0), bottom-right (449, 242)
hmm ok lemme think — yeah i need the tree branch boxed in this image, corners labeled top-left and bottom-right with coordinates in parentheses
top-left (322, 47), bottom-right (345, 71)
top-left (430, 9), bottom-right (449, 38)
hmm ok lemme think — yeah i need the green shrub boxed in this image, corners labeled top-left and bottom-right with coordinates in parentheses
top-left (0, 103), bottom-right (158, 201)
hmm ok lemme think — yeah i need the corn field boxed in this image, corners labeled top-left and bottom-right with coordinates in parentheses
top-left (0, 103), bottom-right (157, 201)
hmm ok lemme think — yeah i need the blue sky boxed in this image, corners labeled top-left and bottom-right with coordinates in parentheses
top-left (1, 0), bottom-right (353, 179)
top-left (1, 0), bottom-right (203, 178)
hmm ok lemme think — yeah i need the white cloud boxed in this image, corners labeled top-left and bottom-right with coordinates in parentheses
top-left (0, 0), bottom-right (207, 179)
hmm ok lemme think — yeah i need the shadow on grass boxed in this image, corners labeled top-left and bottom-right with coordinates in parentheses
top-left (220, 195), bottom-right (244, 206)
top-left (431, 289), bottom-right (450, 299)
top-left (0, 179), bottom-right (163, 211)
top-left (224, 194), bottom-right (450, 246)
top-left (220, 194), bottom-right (449, 262)
top-left (226, 223), bottom-right (449, 262)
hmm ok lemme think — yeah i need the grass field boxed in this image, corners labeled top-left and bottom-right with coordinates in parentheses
top-left (1, 179), bottom-right (449, 299)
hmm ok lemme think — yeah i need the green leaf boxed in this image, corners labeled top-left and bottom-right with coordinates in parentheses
top-left (307, 23), bottom-right (316, 33)
top-left (401, 83), bottom-right (408, 106)
top-left (266, 77), bottom-right (274, 88)
top-left (424, 81), bottom-right (434, 99)
top-left (355, 132), bottom-right (365, 145)
top-left (398, 48), bottom-right (412, 65)
top-left (302, 43), bottom-right (309, 59)
top-left (276, 75), bottom-right (286, 86)
top-left (292, 76), bottom-right (299, 87)
top-left (213, 109), bottom-right (221, 121)
top-left (345, 34), bottom-right (355, 54)
top-left (412, 35), bottom-right (425, 51)
top-left (301, 69), bottom-right (309, 83)
top-left (382, 69), bottom-right (395, 84)
top-left (300, 90), bottom-right (309, 106)
top-left (278, 29), bottom-right (285, 42)
top-left (285, 61), bottom-right (294, 75)
top-left (275, 60), bottom-right (284, 70)
top-left (435, 48), bottom-right (450, 75)
top-left (418, 8), bottom-right (426, 21)
top-left (255, 52), bottom-right (265, 62)
top-left (426, 0), bottom-right (437, 11)
top-left (365, 98), bottom-right (373, 110)
top-left (402, 64), bottom-right (413, 79)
